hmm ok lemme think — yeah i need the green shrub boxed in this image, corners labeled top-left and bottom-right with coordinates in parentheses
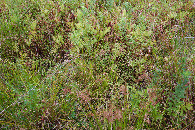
top-left (0, 0), bottom-right (194, 129)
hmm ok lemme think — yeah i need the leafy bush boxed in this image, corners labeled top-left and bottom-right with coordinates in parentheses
top-left (0, 0), bottom-right (194, 129)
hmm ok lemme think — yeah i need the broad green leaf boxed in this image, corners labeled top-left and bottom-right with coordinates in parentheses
top-left (122, 9), bottom-right (126, 17)
top-left (77, 9), bottom-right (83, 20)
top-left (104, 27), bottom-right (111, 35)
top-left (186, 103), bottom-right (193, 110)
top-left (169, 12), bottom-right (177, 18)
top-left (30, 20), bottom-right (37, 30)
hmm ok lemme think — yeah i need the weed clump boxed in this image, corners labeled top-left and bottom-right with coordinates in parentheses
top-left (0, 0), bottom-right (194, 129)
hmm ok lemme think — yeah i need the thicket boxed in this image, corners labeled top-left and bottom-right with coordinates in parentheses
top-left (0, 0), bottom-right (194, 129)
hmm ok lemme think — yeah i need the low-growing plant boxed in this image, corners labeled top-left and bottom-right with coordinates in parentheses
top-left (0, 0), bottom-right (194, 129)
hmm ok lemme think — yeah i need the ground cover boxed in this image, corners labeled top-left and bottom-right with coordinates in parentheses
top-left (0, 0), bottom-right (194, 129)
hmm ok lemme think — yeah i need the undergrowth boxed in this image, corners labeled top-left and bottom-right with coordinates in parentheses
top-left (0, 0), bottom-right (194, 129)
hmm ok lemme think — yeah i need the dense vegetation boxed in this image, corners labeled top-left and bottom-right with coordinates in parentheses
top-left (0, 0), bottom-right (194, 129)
